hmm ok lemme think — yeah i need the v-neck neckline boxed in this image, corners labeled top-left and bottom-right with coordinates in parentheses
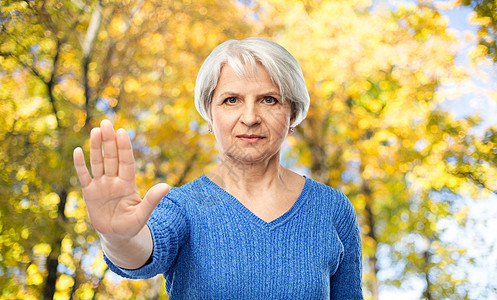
top-left (200, 174), bottom-right (310, 230)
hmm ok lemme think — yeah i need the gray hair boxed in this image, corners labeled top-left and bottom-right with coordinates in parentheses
top-left (194, 37), bottom-right (310, 127)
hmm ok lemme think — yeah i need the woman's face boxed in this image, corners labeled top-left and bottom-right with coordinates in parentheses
top-left (210, 63), bottom-right (293, 165)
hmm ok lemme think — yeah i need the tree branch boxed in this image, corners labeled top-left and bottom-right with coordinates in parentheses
top-left (457, 170), bottom-right (497, 195)
top-left (47, 38), bottom-right (63, 128)
top-left (0, 50), bottom-right (48, 83)
top-left (82, 0), bottom-right (103, 126)
top-left (94, 1), bottom-right (144, 102)
top-left (175, 150), bottom-right (199, 187)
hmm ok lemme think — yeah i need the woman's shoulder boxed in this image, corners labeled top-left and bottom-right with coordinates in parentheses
top-left (305, 177), bottom-right (350, 206)
top-left (158, 174), bottom-right (220, 207)
top-left (305, 177), bottom-right (357, 231)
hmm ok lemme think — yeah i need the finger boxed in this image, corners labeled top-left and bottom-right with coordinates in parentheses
top-left (90, 127), bottom-right (104, 178)
top-left (137, 183), bottom-right (170, 223)
top-left (73, 147), bottom-right (92, 188)
top-left (101, 120), bottom-right (118, 176)
top-left (116, 128), bottom-right (135, 181)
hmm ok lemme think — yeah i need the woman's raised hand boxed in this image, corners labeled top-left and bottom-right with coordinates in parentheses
top-left (73, 120), bottom-right (170, 241)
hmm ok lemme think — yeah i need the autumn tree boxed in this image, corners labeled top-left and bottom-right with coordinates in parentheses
top-left (252, 0), bottom-right (497, 299)
top-left (459, 0), bottom-right (497, 62)
top-left (2, 0), bottom-right (496, 299)
top-left (0, 0), bottom-right (252, 298)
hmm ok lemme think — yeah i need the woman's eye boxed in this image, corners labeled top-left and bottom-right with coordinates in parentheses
top-left (224, 97), bottom-right (237, 104)
top-left (263, 96), bottom-right (278, 104)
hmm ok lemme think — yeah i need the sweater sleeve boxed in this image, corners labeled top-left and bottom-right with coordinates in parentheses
top-left (330, 191), bottom-right (364, 299)
top-left (103, 187), bottom-right (189, 279)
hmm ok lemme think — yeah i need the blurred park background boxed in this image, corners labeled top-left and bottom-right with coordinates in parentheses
top-left (1, 0), bottom-right (496, 299)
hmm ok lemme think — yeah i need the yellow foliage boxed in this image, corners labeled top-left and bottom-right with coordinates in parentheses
top-left (91, 252), bottom-right (108, 276)
top-left (109, 17), bottom-right (127, 39)
top-left (73, 283), bottom-right (95, 300)
top-left (61, 236), bottom-right (73, 253)
top-left (6, 292), bottom-right (38, 300)
top-left (468, 12), bottom-right (493, 26)
top-left (56, 274), bottom-right (74, 293)
top-left (59, 253), bottom-right (75, 271)
top-left (454, 205), bottom-right (469, 224)
top-left (19, 97), bottom-right (44, 119)
top-left (65, 192), bottom-right (89, 220)
top-left (74, 220), bottom-right (88, 234)
top-left (1, 0), bottom-right (494, 298)
top-left (363, 236), bottom-right (377, 249)
top-left (26, 264), bottom-right (43, 286)
top-left (32, 243), bottom-right (51, 257)
top-left (354, 194), bottom-right (366, 210)
top-left (468, 44), bottom-right (489, 61)
top-left (21, 228), bottom-right (30, 239)
top-left (16, 167), bottom-right (27, 181)
top-left (40, 192), bottom-right (60, 210)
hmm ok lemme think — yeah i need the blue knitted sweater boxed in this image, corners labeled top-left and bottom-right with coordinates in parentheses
top-left (104, 174), bottom-right (363, 299)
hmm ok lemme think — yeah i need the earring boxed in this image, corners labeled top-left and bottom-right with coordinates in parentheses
top-left (208, 128), bottom-right (213, 133)
top-left (289, 127), bottom-right (294, 134)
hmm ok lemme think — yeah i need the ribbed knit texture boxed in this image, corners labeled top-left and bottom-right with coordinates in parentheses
top-left (104, 175), bottom-right (363, 299)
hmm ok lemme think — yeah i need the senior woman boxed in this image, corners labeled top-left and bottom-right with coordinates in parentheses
top-left (73, 37), bottom-right (363, 299)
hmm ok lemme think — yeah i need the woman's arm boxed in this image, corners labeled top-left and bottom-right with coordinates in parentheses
top-left (330, 192), bottom-right (364, 299)
top-left (330, 220), bottom-right (363, 299)
top-left (73, 120), bottom-right (170, 269)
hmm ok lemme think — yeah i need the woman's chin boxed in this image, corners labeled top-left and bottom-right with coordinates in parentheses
top-left (224, 150), bottom-right (280, 165)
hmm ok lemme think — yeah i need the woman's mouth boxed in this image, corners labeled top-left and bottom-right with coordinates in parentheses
top-left (236, 134), bottom-right (265, 143)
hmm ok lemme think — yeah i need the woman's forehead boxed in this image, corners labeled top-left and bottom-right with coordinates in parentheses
top-left (215, 64), bottom-right (279, 92)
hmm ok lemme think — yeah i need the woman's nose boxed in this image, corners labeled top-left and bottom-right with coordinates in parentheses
top-left (240, 102), bottom-right (261, 127)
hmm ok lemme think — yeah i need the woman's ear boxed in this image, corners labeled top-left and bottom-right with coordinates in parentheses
top-left (289, 102), bottom-right (297, 125)
top-left (290, 111), bottom-right (296, 126)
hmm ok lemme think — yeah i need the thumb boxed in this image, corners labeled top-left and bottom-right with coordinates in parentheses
top-left (137, 183), bottom-right (171, 220)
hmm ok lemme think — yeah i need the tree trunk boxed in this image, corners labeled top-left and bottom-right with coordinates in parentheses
top-left (308, 139), bottom-right (330, 184)
top-left (422, 238), bottom-right (433, 300)
top-left (42, 240), bottom-right (61, 300)
top-left (363, 183), bottom-right (379, 300)
top-left (42, 188), bottom-right (68, 299)
top-left (82, 0), bottom-right (103, 126)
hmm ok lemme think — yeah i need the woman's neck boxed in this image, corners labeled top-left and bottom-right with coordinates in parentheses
top-left (206, 152), bottom-right (290, 198)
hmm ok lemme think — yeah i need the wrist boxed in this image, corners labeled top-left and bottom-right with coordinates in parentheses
top-left (99, 225), bottom-right (153, 269)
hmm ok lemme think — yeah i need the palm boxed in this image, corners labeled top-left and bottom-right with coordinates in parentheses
top-left (81, 174), bottom-right (142, 236)
top-left (73, 120), bottom-right (168, 239)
